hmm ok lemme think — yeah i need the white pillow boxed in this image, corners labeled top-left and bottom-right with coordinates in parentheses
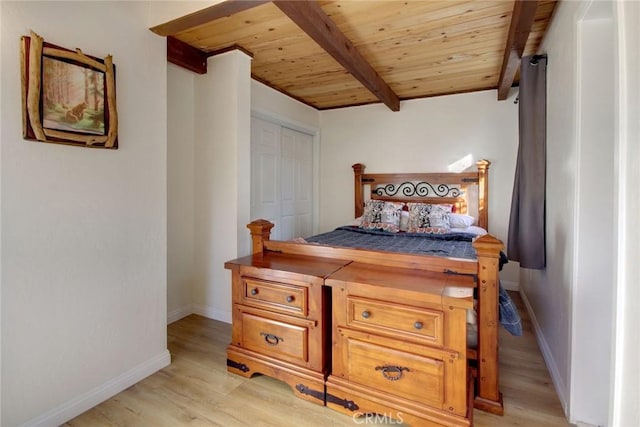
top-left (461, 225), bottom-right (487, 236)
top-left (399, 210), bottom-right (409, 231)
top-left (449, 213), bottom-right (475, 229)
top-left (347, 216), bottom-right (363, 226)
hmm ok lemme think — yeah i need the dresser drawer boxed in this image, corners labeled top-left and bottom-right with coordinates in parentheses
top-left (342, 333), bottom-right (448, 408)
top-left (334, 327), bottom-right (468, 416)
top-left (347, 296), bottom-right (443, 346)
top-left (240, 310), bottom-right (309, 366)
top-left (242, 277), bottom-right (307, 316)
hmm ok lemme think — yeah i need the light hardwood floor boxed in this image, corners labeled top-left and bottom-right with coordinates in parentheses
top-left (65, 292), bottom-right (571, 426)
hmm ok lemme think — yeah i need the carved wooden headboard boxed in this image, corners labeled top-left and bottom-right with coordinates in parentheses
top-left (352, 160), bottom-right (490, 230)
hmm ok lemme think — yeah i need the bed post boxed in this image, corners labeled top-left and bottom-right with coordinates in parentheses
top-left (472, 233), bottom-right (504, 415)
top-left (476, 159), bottom-right (490, 231)
top-left (247, 219), bottom-right (274, 254)
top-left (352, 163), bottom-right (365, 218)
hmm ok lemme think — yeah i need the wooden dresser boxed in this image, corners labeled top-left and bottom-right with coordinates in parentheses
top-left (324, 263), bottom-right (475, 426)
top-left (224, 252), bottom-right (350, 405)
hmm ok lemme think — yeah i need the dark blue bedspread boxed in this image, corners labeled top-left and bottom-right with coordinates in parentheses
top-left (307, 226), bottom-right (478, 259)
top-left (307, 226), bottom-right (522, 336)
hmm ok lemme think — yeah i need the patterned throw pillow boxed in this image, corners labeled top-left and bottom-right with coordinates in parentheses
top-left (407, 203), bottom-right (452, 233)
top-left (360, 200), bottom-right (403, 233)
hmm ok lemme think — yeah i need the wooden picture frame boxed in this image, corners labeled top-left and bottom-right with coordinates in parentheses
top-left (21, 31), bottom-right (118, 149)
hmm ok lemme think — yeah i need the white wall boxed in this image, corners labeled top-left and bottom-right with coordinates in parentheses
top-left (146, 1), bottom-right (222, 29)
top-left (192, 51), bottom-right (252, 323)
top-left (571, 3), bottom-right (615, 424)
top-left (520, 1), bottom-right (636, 425)
top-left (0, 2), bottom-right (4, 421)
top-left (1, 2), bottom-right (169, 426)
top-left (518, 0), bottom-right (584, 415)
top-left (611, 2), bottom-right (640, 426)
top-left (165, 62), bottom-right (321, 326)
top-left (167, 64), bottom-right (196, 323)
top-left (318, 90), bottom-right (520, 285)
top-left (251, 80), bottom-right (320, 130)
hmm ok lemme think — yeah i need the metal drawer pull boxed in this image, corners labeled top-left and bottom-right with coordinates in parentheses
top-left (375, 365), bottom-right (410, 381)
top-left (260, 332), bottom-right (284, 346)
top-left (286, 295), bottom-right (295, 303)
top-left (250, 288), bottom-right (258, 296)
top-left (362, 310), bottom-right (371, 319)
top-left (414, 321), bottom-right (423, 330)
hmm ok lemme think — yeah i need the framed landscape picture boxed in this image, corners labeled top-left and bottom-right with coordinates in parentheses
top-left (21, 31), bottom-right (118, 148)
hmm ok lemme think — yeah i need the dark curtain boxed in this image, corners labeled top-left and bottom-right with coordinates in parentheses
top-left (507, 55), bottom-right (547, 269)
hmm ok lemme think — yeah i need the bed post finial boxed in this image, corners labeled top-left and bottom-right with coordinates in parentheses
top-left (247, 219), bottom-right (274, 255)
top-left (353, 163), bottom-right (366, 218)
top-left (476, 159), bottom-right (491, 231)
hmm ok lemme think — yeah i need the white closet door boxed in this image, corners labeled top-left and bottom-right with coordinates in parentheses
top-left (281, 127), bottom-right (313, 239)
top-left (251, 118), bottom-right (313, 241)
top-left (251, 118), bottom-right (282, 239)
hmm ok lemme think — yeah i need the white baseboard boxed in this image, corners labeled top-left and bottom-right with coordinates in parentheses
top-left (501, 280), bottom-right (519, 291)
top-left (520, 289), bottom-right (569, 416)
top-left (167, 304), bottom-right (194, 324)
top-left (21, 350), bottom-right (171, 427)
top-left (192, 304), bottom-right (232, 324)
top-left (168, 304), bottom-right (232, 324)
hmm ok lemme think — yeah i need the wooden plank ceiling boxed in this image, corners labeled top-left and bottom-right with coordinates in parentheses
top-left (151, 0), bottom-right (557, 111)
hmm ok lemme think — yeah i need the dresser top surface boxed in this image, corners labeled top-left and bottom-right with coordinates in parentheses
top-left (325, 262), bottom-right (475, 296)
top-left (225, 251), bottom-right (351, 278)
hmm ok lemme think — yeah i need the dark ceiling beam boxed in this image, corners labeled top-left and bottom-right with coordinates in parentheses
top-left (167, 38), bottom-right (254, 75)
top-left (150, 0), bottom-right (270, 37)
top-left (167, 36), bottom-right (208, 74)
top-left (273, 0), bottom-right (400, 112)
top-left (496, 0), bottom-right (539, 100)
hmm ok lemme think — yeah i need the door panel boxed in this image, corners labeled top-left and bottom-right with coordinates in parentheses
top-left (297, 134), bottom-right (313, 237)
top-left (251, 118), bottom-right (313, 241)
top-left (280, 131), bottom-right (297, 240)
top-left (251, 118), bottom-right (282, 239)
top-left (282, 127), bottom-right (313, 239)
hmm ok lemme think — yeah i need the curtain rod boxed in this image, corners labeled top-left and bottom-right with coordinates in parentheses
top-left (529, 54), bottom-right (548, 66)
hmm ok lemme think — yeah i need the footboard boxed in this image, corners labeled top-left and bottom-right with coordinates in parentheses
top-left (246, 219), bottom-right (505, 415)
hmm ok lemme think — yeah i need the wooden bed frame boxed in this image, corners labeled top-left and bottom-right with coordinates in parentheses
top-left (245, 160), bottom-right (505, 415)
